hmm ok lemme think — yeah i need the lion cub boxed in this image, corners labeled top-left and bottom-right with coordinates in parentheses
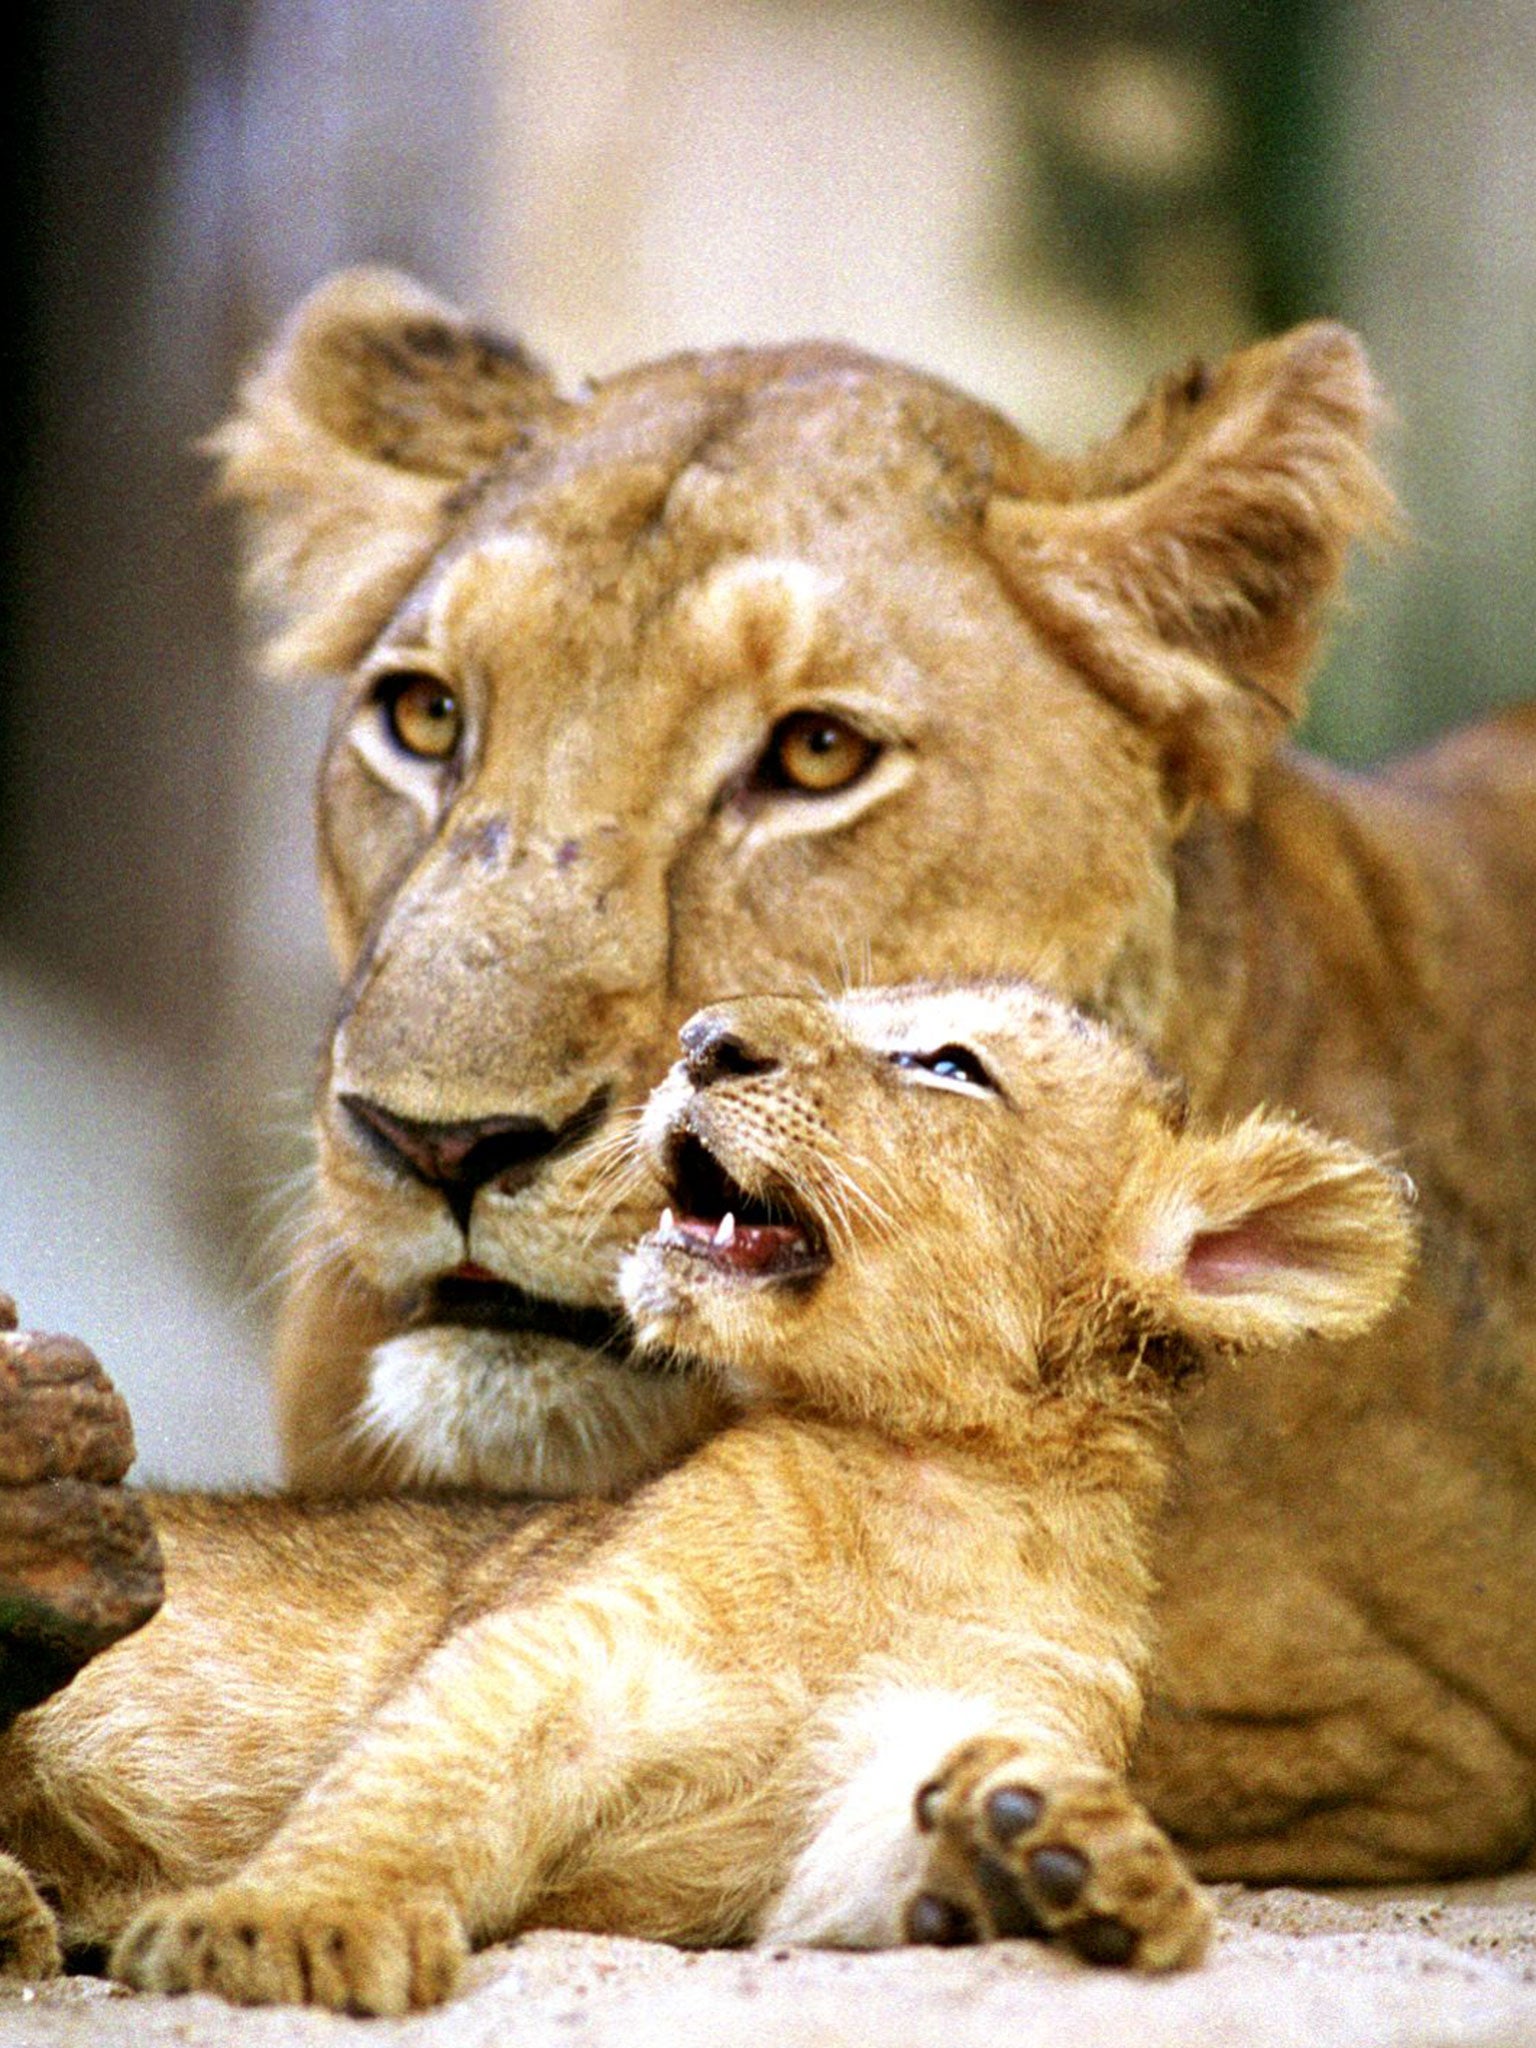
top-left (0, 983), bottom-right (1410, 2013)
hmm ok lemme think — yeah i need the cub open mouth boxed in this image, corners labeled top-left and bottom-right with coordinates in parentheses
top-left (658, 1132), bottom-right (829, 1282)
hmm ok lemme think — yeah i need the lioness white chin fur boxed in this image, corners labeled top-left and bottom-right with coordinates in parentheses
top-left (0, 984), bottom-right (1410, 2012)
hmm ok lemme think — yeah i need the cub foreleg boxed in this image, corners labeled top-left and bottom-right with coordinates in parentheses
top-left (111, 1581), bottom-right (782, 2013)
top-left (763, 1693), bottom-right (1208, 1969)
top-left (762, 1594), bottom-right (1210, 1978)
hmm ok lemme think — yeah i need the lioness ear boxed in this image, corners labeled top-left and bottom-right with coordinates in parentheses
top-left (1110, 1111), bottom-right (1414, 1351)
top-left (985, 324), bottom-right (1395, 810)
top-left (210, 268), bottom-right (558, 676)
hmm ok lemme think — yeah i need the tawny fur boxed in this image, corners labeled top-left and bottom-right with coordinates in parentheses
top-left (0, 985), bottom-right (1409, 2011)
top-left (205, 272), bottom-right (1536, 1884)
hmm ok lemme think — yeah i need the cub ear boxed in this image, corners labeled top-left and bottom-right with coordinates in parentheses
top-left (1109, 1110), bottom-right (1414, 1352)
top-left (985, 324), bottom-right (1396, 810)
top-left (210, 268), bottom-right (558, 676)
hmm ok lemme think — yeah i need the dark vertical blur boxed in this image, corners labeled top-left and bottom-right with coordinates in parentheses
top-left (0, 3), bottom-right (48, 870)
top-left (1217, 0), bottom-right (1341, 333)
top-left (988, 0), bottom-right (1344, 336)
top-left (0, 1), bottom-right (245, 1061)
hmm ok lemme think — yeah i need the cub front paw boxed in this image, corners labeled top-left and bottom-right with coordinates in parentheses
top-left (905, 1738), bottom-right (1212, 1971)
top-left (111, 1883), bottom-right (467, 2015)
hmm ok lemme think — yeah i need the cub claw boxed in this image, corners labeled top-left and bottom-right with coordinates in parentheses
top-left (909, 1740), bottom-right (1213, 1971)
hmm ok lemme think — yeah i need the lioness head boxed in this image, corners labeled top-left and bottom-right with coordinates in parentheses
top-left (620, 982), bottom-right (1412, 1440)
top-left (217, 270), bottom-right (1390, 1494)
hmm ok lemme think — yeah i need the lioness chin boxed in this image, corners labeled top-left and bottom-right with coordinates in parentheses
top-left (218, 270), bottom-right (1536, 1883)
top-left (0, 985), bottom-right (1409, 2013)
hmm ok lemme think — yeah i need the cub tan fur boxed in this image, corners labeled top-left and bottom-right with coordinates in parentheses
top-left (215, 272), bottom-right (1536, 1882)
top-left (0, 986), bottom-right (1407, 2011)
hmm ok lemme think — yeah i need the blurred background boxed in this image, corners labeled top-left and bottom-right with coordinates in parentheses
top-left (1, 0), bottom-right (1532, 1484)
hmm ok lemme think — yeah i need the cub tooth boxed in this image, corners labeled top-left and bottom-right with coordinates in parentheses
top-left (660, 1207), bottom-right (675, 1235)
top-left (714, 1212), bottom-right (737, 1248)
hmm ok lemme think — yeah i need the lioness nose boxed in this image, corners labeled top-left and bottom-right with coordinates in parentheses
top-left (680, 1017), bottom-right (779, 1087)
top-left (339, 1091), bottom-right (609, 1232)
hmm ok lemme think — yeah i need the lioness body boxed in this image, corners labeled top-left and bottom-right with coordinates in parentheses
top-left (206, 275), bottom-right (1534, 1882)
top-left (2, 983), bottom-right (1408, 2009)
top-left (1141, 711), bottom-right (1536, 1876)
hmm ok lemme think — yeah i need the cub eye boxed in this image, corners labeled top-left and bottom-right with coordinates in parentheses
top-left (761, 711), bottom-right (878, 795)
top-left (374, 671), bottom-right (463, 762)
top-left (890, 1044), bottom-right (997, 1092)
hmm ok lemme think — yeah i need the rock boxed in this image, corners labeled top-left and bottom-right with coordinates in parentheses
top-left (0, 1331), bottom-right (139, 1485)
top-left (0, 1317), bottom-right (164, 1725)
top-left (0, 1481), bottom-right (165, 1721)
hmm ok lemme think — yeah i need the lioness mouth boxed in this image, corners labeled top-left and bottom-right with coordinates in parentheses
top-left (419, 1273), bottom-right (632, 1356)
top-left (659, 1133), bottom-right (828, 1282)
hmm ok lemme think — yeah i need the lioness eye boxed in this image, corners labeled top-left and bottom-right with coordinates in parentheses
top-left (763, 711), bottom-right (878, 795)
top-left (375, 672), bottom-right (463, 762)
top-left (890, 1044), bottom-right (996, 1092)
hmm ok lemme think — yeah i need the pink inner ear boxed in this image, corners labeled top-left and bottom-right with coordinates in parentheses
top-left (1185, 1221), bottom-right (1280, 1295)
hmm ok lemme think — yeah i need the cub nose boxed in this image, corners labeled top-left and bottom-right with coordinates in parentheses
top-left (339, 1090), bottom-right (609, 1232)
top-left (679, 1016), bottom-right (779, 1088)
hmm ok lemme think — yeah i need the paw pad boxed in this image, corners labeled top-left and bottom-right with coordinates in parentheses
top-left (1070, 1914), bottom-right (1138, 1966)
top-left (1027, 1844), bottom-right (1089, 1908)
top-left (913, 1779), bottom-right (945, 1832)
top-left (984, 1784), bottom-right (1044, 1843)
top-left (904, 1893), bottom-right (979, 1947)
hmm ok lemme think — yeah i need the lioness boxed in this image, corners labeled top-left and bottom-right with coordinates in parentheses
top-left (215, 270), bottom-right (1536, 1886)
top-left (0, 985), bottom-right (1409, 2012)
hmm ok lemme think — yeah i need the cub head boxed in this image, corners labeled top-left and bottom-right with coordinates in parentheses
top-left (619, 982), bottom-right (1414, 1442)
top-left (218, 269), bottom-right (1391, 1493)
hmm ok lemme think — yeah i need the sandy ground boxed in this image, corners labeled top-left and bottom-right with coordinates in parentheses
top-left (3, 1879), bottom-right (1534, 2047)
